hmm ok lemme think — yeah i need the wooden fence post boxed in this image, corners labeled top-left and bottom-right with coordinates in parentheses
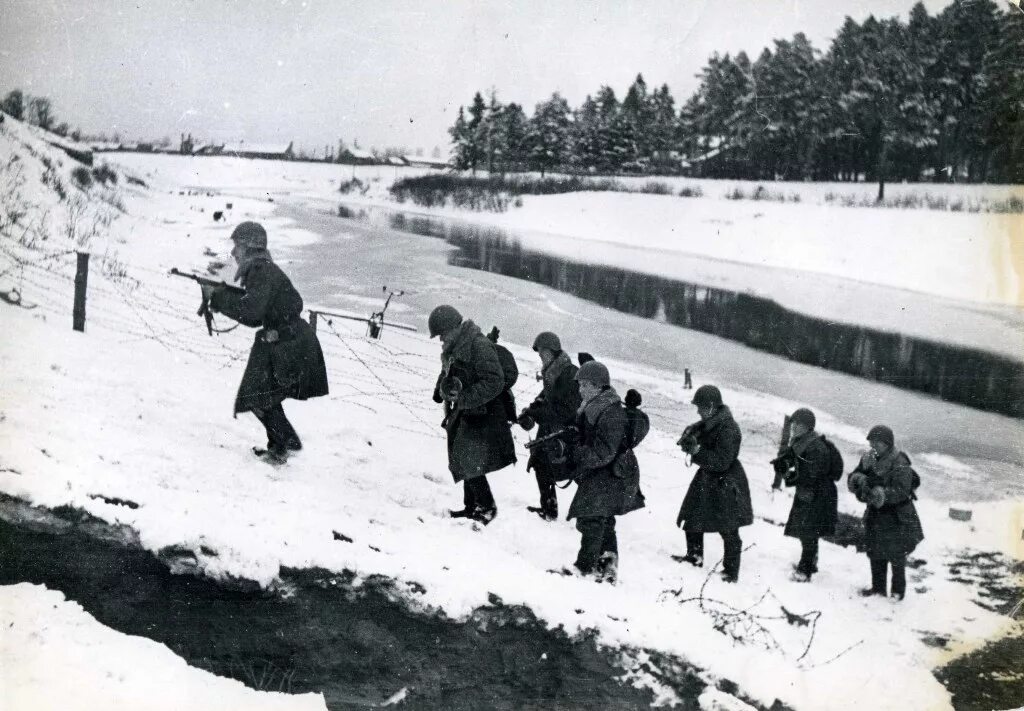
top-left (73, 251), bottom-right (90, 332)
top-left (309, 310), bottom-right (318, 334)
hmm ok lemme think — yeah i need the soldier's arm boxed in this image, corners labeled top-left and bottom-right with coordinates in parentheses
top-left (210, 263), bottom-right (273, 327)
top-left (878, 463), bottom-right (915, 506)
top-left (573, 406), bottom-right (626, 473)
top-left (690, 422), bottom-right (740, 474)
top-left (456, 338), bottom-right (504, 410)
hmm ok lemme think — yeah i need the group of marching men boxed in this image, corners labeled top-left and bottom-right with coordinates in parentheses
top-left (202, 222), bottom-right (926, 599)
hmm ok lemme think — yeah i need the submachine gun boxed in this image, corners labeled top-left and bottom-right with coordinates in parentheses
top-left (169, 268), bottom-right (243, 336)
top-left (525, 425), bottom-right (579, 465)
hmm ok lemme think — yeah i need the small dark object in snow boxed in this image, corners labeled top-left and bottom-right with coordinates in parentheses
top-left (948, 508), bottom-right (972, 522)
top-left (333, 530), bottom-right (354, 543)
top-left (369, 545), bottom-right (381, 552)
top-left (367, 440), bottom-right (373, 447)
top-left (213, 211), bottom-right (223, 221)
top-left (88, 494), bottom-right (140, 510)
top-left (199, 545), bottom-right (217, 556)
top-left (907, 557), bottom-right (927, 568)
top-left (226, 202), bottom-right (233, 209)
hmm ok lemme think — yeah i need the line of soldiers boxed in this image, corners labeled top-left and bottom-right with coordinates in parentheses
top-left (204, 222), bottom-right (926, 598)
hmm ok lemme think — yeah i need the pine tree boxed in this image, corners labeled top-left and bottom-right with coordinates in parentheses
top-left (526, 92), bottom-right (572, 177)
top-left (981, 5), bottom-right (1024, 181)
top-left (448, 106), bottom-right (472, 170)
top-left (1, 89), bottom-right (25, 120)
top-left (498, 102), bottom-right (529, 173)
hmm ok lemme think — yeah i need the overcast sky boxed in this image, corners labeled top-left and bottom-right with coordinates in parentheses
top-left (2, 0), bottom-right (955, 154)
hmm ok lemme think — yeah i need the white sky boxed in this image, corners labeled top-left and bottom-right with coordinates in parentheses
top-left (1, 0), bottom-right (955, 154)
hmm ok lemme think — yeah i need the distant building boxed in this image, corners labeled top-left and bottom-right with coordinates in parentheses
top-left (338, 147), bottom-right (376, 165)
top-left (402, 154), bottom-right (449, 169)
top-left (221, 141), bottom-right (294, 160)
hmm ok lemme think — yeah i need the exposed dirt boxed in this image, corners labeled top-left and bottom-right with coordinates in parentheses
top-left (933, 552), bottom-right (1024, 711)
top-left (0, 498), bottom-right (714, 710)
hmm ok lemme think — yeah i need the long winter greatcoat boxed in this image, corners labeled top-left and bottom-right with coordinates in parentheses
top-left (782, 432), bottom-right (838, 539)
top-left (435, 320), bottom-right (516, 482)
top-left (566, 387), bottom-right (645, 520)
top-left (210, 256), bottom-right (328, 414)
top-left (848, 449), bottom-right (925, 560)
top-left (676, 405), bottom-right (754, 533)
top-left (523, 351), bottom-right (581, 478)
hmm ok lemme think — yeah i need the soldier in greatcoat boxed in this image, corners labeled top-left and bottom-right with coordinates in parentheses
top-left (205, 221), bottom-right (328, 464)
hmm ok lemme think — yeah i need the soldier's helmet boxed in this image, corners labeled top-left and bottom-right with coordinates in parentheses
top-left (691, 384), bottom-right (722, 409)
top-left (790, 407), bottom-right (816, 431)
top-left (575, 360), bottom-right (610, 387)
top-left (532, 331), bottom-right (562, 353)
top-left (428, 305), bottom-right (463, 339)
top-left (866, 424), bottom-right (895, 448)
top-left (230, 221), bottom-right (268, 249)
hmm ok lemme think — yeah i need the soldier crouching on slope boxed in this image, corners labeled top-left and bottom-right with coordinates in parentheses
top-left (517, 331), bottom-right (581, 521)
top-left (429, 305), bottom-right (516, 525)
top-left (675, 385), bottom-right (753, 583)
top-left (202, 221), bottom-right (329, 464)
top-left (847, 425), bottom-right (924, 601)
top-left (773, 408), bottom-right (838, 582)
top-left (562, 361), bottom-right (645, 583)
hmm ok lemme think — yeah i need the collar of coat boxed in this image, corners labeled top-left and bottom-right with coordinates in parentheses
top-left (701, 404), bottom-right (734, 435)
top-left (871, 447), bottom-right (911, 475)
top-left (542, 351), bottom-right (573, 389)
top-left (791, 430), bottom-right (819, 457)
top-left (234, 249), bottom-right (274, 286)
top-left (579, 386), bottom-right (621, 424)
top-left (441, 320), bottom-right (483, 362)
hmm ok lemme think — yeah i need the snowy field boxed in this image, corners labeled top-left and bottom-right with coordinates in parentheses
top-left (2, 121), bottom-right (1023, 710)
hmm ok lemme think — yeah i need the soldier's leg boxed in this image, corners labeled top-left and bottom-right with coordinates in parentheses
top-left (597, 516), bottom-right (618, 583)
top-left (685, 530), bottom-right (704, 560)
top-left (534, 460), bottom-right (558, 518)
top-left (276, 405), bottom-right (301, 450)
top-left (574, 517), bottom-right (606, 574)
top-left (870, 557), bottom-right (888, 594)
top-left (890, 556), bottom-right (907, 598)
top-left (473, 475), bottom-right (495, 511)
top-left (797, 537), bottom-right (819, 575)
top-left (252, 405), bottom-right (288, 455)
top-left (721, 529), bottom-right (742, 581)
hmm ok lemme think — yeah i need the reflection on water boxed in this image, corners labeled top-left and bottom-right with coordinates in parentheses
top-left (344, 203), bottom-right (1024, 418)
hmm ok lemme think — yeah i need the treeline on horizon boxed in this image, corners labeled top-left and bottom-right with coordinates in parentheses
top-left (448, 0), bottom-right (1024, 196)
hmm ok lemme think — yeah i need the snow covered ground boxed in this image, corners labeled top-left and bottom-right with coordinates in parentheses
top-left (2, 120), bottom-right (1023, 710)
top-left (0, 583), bottom-right (328, 711)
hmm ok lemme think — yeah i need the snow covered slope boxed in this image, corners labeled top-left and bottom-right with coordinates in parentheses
top-left (0, 583), bottom-right (327, 711)
top-left (2, 118), bottom-right (1021, 711)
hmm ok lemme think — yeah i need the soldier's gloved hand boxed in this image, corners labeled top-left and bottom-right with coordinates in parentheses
top-left (848, 471), bottom-right (868, 496)
top-left (263, 329), bottom-right (279, 343)
top-left (517, 412), bottom-right (536, 431)
top-left (432, 388), bottom-right (443, 404)
top-left (868, 486), bottom-right (886, 509)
